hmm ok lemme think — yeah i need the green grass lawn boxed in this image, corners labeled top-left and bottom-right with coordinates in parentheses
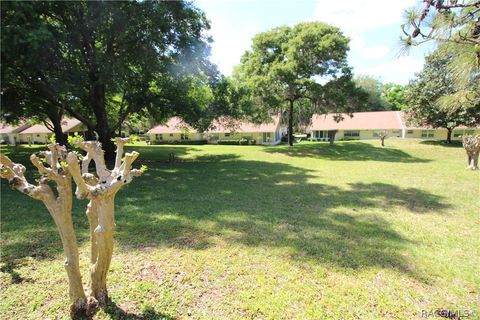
top-left (1, 139), bottom-right (479, 319)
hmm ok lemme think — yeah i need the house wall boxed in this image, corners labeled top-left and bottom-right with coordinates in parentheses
top-left (148, 132), bottom-right (204, 142)
top-left (209, 131), bottom-right (279, 145)
top-left (1, 133), bottom-right (19, 145)
top-left (19, 133), bottom-right (51, 144)
top-left (311, 129), bottom-right (402, 141)
top-left (405, 128), bottom-right (480, 140)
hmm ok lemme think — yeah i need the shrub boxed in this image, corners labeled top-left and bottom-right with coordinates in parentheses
top-left (217, 140), bottom-right (240, 145)
top-left (250, 139), bottom-right (256, 145)
top-left (151, 139), bottom-right (208, 145)
top-left (239, 139), bottom-right (249, 145)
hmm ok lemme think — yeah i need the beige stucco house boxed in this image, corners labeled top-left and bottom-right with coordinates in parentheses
top-left (310, 111), bottom-right (479, 141)
top-left (18, 118), bottom-right (86, 144)
top-left (148, 115), bottom-right (283, 145)
top-left (0, 122), bottom-right (32, 145)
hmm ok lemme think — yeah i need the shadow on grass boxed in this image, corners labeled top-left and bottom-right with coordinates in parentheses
top-left (264, 141), bottom-right (430, 162)
top-left (1, 148), bottom-right (449, 282)
top-left (420, 140), bottom-right (463, 148)
top-left (104, 300), bottom-right (176, 320)
top-left (113, 154), bottom-right (449, 280)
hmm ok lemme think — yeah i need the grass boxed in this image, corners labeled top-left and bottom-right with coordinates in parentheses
top-left (1, 139), bottom-right (479, 319)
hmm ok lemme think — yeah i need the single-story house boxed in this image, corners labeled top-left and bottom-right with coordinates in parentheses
top-left (310, 111), bottom-right (479, 141)
top-left (147, 117), bottom-right (204, 142)
top-left (205, 115), bottom-right (283, 145)
top-left (0, 122), bottom-right (32, 145)
top-left (18, 118), bottom-right (86, 144)
top-left (148, 115), bottom-right (284, 145)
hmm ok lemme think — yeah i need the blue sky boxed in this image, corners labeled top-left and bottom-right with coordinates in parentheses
top-left (195, 0), bottom-right (436, 85)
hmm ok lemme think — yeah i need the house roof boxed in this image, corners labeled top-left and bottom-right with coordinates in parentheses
top-left (148, 115), bottom-right (281, 134)
top-left (0, 122), bottom-right (31, 134)
top-left (147, 117), bottom-right (195, 134)
top-left (20, 118), bottom-right (83, 134)
top-left (207, 115), bottom-right (280, 133)
top-left (310, 111), bottom-right (403, 131)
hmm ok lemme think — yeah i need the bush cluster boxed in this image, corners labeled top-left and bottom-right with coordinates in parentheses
top-left (217, 139), bottom-right (256, 145)
top-left (150, 139), bottom-right (208, 145)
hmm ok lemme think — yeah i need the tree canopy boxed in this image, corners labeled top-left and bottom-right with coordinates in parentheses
top-left (404, 50), bottom-right (480, 143)
top-left (234, 22), bottom-right (366, 145)
top-left (1, 1), bottom-right (234, 158)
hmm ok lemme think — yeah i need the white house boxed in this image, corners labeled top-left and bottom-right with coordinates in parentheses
top-left (309, 111), bottom-right (479, 141)
top-left (18, 118), bottom-right (86, 144)
top-left (148, 115), bottom-right (283, 145)
top-left (0, 122), bottom-right (32, 145)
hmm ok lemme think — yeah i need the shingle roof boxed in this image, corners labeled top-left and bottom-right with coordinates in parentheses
top-left (0, 122), bottom-right (30, 134)
top-left (20, 118), bottom-right (82, 134)
top-left (147, 117), bottom-right (195, 134)
top-left (148, 115), bottom-right (281, 134)
top-left (310, 111), bottom-right (403, 130)
top-left (207, 115), bottom-right (280, 133)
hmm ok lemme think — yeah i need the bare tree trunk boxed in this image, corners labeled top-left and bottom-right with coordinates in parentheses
top-left (88, 197), bottom-right (115, 305)
top-left (67, 138), bottom-right (143, 307)
top-left (288, 100), bottom-right (294, 147)
top-left (0, 146), bottom-right (93, 318)
top-left (462, 135), bottom-right (480, 170)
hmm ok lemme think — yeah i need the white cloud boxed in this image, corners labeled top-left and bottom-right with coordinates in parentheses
top-left (356, 56), bottom-right (424, 84)
top-left (349, 34), bottom-right (389, 59)
top-left (314, 0), bottom-right (417, 33)
top-left (207, 18), bottom-right (259, 76)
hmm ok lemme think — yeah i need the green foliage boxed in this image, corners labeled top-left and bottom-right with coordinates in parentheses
top-left (0, 1), bottom-right (225, 157)
top-left (354, 76), bottom-right (388, 111)
top-left (49, 134), bottom-right (56, 144)
top-left (403, 50), bottom-right (480, 137)
top-left (217, 139), bottom-right (254, 145)
top-left (140, 164), bottom-right (148, 172)
top-left (382, 83), bottom-right (406, 110)
top-left (150, 140), bottom-right (208, 145)
top-left (129, 135), bottom-right (139, 143)
top-left (234, 22), bottom-right (366, 144)
top-left (67, 132), bottom-right (84, 146)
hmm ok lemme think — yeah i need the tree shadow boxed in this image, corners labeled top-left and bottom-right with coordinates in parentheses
top-left (0, 259), bottom-right (34, 284)
top-left (420, 140), bottom-right (463, 148)
top-left (264, 141), bottom-right (430, 162)
top-left (1, 148), bottom-right (449, 283)
top-left (113, 153), bottom-right (450, 282)
top-left (104, 300), bottom-right (176, 320)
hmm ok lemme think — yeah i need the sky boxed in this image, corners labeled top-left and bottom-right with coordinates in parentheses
top-left (195, 0), bottom-right (437, 85)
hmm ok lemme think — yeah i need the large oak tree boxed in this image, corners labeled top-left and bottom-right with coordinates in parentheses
top-left (234, 22), bottom-right (364, 146)
top-left (1, 1), bottom-right (220, 159)
top-left (404, 50), bottom-right (480, 143)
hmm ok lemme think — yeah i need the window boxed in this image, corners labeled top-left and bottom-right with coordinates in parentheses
top-left (454, 130), bottom-right (475, 138)
top-left (225, 132), bottom-right (231, 137)
top-left (263, 132), bottom-right (271, 141)
top-left (407, 130), bottom-right (414, 134)
top-left (421, 130), bottom-right (434, 138)
top-left (169, 133), bottom-right (174, 137)
top-left (453, 131), bottom-right (463, 138)
top-left (156, 134), bottom-right (163, 140)
top-left (181, 133), bottom-right (189, 140)
top-left (344, 130), bottom-right (360, 137)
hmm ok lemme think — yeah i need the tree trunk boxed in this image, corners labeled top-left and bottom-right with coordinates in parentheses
top-left (50, 116), bottom-right (68, 146)
top-left (288, 100), bottom-right (294, 147)
top-left (96, 128), bottom-right (115, 163)
top-left (43, 177), bottom-right (88, 316)
top-left (381, 137), bottom-right (385, 147)
top-left (328, 130), bottom-right (337, 146)
top-left (88, 197), bottom-right (115, 306)
top-left (467, 151), bottom-right (479, 170)
top-left (446, 128), bottom-right (452, 144)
